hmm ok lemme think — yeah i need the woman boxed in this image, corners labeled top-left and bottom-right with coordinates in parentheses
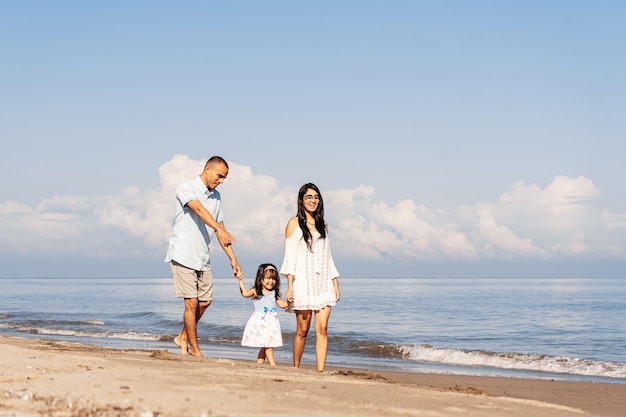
top-left (280, 183), bottom-right (340, 372)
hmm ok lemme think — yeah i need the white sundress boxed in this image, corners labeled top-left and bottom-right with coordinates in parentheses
top-left (241, 290), bottom-right (283, 348)
top-left (279, 225), bottom-right (340, 311)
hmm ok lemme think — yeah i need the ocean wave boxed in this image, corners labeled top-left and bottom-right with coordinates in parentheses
top-left (120, 312), bottom-right (159, 319)
top-left (397, 344), bottom-right (626, 379)
top-left (0, 323), bottom-right (161, 341)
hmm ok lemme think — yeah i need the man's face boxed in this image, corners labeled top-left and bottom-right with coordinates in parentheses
top-left (205, 163), bottom-right (228, 190)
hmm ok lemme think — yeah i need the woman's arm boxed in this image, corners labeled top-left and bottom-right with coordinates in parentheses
top-left (286, 274), bottom-right (295, 303)
top-left (283, 217), bottom-right (299, 303)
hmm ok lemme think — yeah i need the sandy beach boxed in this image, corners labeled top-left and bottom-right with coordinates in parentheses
top-left (1, 336), bottom-right (623, 417)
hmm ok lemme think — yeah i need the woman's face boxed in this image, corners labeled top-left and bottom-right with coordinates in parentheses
top-left (302, 188), bottom-right (320, 214)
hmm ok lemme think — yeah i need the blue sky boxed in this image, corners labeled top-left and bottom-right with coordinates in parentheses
top-left (1, 1), bottom-right (625, 278)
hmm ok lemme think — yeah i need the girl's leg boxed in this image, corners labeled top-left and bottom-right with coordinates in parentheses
top-left (257, 347), bottom-right (267, 364)
top-left (293, 310), bottom-right (312, 368)
top-left (314, 306), bottom-right (332, 372)
top-left (265, 348), bottom-right (276, 366)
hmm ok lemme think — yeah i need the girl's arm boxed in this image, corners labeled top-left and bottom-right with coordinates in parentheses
top-left (275, 297), bottom-right (289, 309)
top-left (238, 277), bottom-right (256, 298)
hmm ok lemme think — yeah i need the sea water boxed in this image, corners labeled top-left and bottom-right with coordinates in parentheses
top-left (1, 276), bottom-right (625, 384)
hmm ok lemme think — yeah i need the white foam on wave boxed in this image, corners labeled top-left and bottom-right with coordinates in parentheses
top-left (106, 332), bottom-right (161, 341)
top-left (29, 327), bottom-right (77, 336)
top-left (399, 344), bottom-right (626, 379)
top-left (6, 324), bottom-right (161, 342)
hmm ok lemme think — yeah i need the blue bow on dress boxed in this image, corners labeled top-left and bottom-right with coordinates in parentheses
top-left (262, 306), bottom-right (277, 319)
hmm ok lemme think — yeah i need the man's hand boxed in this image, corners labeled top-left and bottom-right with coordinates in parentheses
top-left (215, 226), bottom-right (237, 247)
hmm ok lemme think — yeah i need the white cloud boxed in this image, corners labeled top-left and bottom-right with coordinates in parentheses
top-left (0, 156), bottom-right (624, 266)
top-left (489, 176), bottom-right (615, 256)
top-left (474, 205), bottom-right (545, 258)
top-left (326, 187), bottom-right (476, 259)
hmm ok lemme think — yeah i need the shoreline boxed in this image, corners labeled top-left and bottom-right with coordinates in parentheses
top-left (1, 335), bottom-right (624, 417)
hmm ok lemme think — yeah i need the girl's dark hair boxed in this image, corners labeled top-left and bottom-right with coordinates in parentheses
top-left (253, 263), bottom-right (281, 300)
top-left (297, 183), bottom-right (326, 250)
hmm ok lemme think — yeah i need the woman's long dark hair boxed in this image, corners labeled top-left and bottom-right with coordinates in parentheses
top-left (297, 183), bottom-right (326, 251)
top-left (253, 263), bottom-right (281, 301)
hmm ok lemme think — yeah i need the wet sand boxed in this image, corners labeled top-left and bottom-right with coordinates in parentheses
top-left (1, 336), bottom-right (624, 417)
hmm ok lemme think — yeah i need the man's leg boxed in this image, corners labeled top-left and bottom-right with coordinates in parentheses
top-left (175, 299), bottom-right (211, 355)
top-left (185, 297), bottom-right (203, 356)
top-left (172, 264), bottom-right (213, 355)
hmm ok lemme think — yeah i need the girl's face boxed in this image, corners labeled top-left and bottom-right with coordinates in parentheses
top-left (261, 273), bottom-right (277, 291)
top-left (302, 188), bottom-right (320, 214)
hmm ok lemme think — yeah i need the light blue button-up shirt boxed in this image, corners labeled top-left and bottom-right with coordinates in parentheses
top-left (164, 176), bottom-right (224, 271)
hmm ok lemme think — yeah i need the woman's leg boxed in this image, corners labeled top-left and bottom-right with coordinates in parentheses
top-left (314, 306), bottom-right (332, 372)
top-left (293, 310), bottom-right (312, 368)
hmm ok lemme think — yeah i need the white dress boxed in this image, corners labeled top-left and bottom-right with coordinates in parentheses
top-left (241, 290), bottom-right (283, 347)
top-left (279, 225), bottom-right (339, 311)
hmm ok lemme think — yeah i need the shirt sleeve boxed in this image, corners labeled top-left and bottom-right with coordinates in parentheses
top-left (176, 179), bottom-right (199, 207)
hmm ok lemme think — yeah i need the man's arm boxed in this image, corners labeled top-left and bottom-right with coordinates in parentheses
top-left (186, 200), bottom-right (237, 247)
top-left (216, 221), bottom-right (242, 278)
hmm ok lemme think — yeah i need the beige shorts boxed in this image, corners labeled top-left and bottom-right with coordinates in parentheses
top-left (171, 260), bottom-right (213, 302)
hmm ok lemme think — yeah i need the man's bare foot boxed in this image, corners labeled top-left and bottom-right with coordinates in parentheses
top-left (189, 349), bottom-right (203, 357)
top-left (173, 335), bottom-right (189, 355)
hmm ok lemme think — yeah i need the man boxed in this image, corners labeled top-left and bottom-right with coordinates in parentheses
top-left (165, 156), bottom-right (242, 357)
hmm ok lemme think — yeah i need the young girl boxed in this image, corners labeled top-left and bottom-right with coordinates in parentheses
top-left (238, 263), bottom-right (289, 365)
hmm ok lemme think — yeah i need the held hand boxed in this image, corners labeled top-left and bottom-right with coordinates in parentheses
top-left (232, 262), bottom-right (243, 279)
top-left (286, 288), bottom-right (294, 303)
